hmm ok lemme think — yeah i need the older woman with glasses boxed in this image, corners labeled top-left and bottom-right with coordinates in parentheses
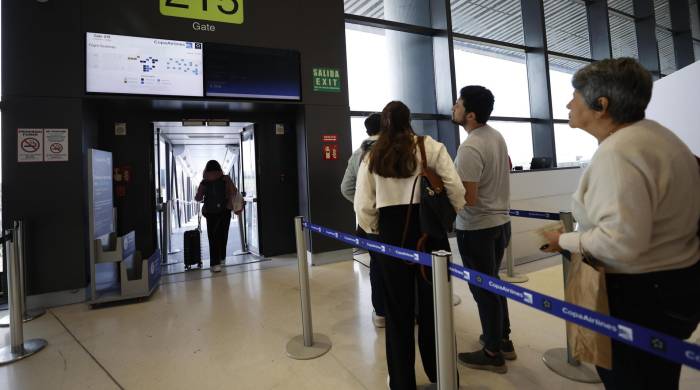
top-left (543, 58), bottom-right (700, 390)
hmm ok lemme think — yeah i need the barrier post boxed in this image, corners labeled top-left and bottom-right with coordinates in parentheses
top-left (0, 224), bottom-right (48, 365)
top-left (233, 207), bottom-right (249, 256)
top-left (166, 200), bottom-right (181, 255)
top-left (0, 221), bottom-right (46, 327)
top-left (286, 217), bottom-right (331, 360)
top-left (542, 212), bottom-right (600, 383)
top-left (498, 241), bottom-right (529, 283)
top-left (432, 250), bottom-right (458, 390)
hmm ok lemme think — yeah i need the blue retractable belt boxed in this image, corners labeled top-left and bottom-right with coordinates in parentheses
top-left (509, 209), bottom-right (562, 221)
top-left (301, 219), bottom-right (700, 371)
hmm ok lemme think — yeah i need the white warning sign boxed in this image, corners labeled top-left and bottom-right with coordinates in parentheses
top-left (44, 129), bottom-right (69, 162)
top-left (17, 129), bottom-right (44, 163)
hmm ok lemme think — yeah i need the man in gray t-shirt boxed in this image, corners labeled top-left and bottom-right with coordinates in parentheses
top-left (452, 85), bottom-right (514, 373)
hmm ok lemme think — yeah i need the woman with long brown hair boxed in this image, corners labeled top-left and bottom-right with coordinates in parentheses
top-left (355, 101), bottom-right (465, 389)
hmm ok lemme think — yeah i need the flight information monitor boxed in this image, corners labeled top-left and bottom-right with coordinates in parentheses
top-left (205, 43), bottom-right (301, 100)
top-left (86, 32), bottom-right (203, 97)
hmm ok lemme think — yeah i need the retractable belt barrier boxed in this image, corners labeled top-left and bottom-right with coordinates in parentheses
top-left (302, 219), bottom-right (700, 371)
top-left (509, 209), bottom-right (561, 221)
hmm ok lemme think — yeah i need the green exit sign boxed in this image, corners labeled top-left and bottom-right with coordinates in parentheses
top-left (313, 68), bottom-right (341, 93)
top-left (160, 0), bottom-right (244, 24)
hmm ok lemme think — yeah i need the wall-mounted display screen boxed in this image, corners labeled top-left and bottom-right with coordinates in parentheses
top-left (86, 32), bottom-right (203, 97)
top-left (205, 44), bottom-right (301, 100)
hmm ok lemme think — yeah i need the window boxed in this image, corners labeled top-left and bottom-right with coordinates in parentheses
top-left (450, 0), bottom-right (524, 45)
top-left (554, 124), bottom-right (598, 165)
top-left (345, 25), bottom-right (391, 112)
top-left (608, 0), bottom-right (634, 15)
top-left (549, 56), bottom-right (589, 120)
top-left (544, 0), bottom-right (591, 59)
top-left (453, 40), bottom-right (530, 118)
top-left (654, 0), bottom-right (671, 30)
top-left (656, 27), bottom-right (676, 75)
top-left (344, 0), bottom-right (432, 27)
top-left (610, 12), bottom-right (639, 59)
top-left (459, 121), bottom-right (534, 169)
top-left (345, 24), bottom-right (436, 113)
top-left (691, 0), bottom-right (700, 40)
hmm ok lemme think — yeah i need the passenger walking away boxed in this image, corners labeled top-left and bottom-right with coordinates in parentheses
top-left (542, 57), bottom-right (700, 390)
top-left (452, 85), bottom-right (515, 373)
top-left (340, 113), bottom-right (386, 328)
top-left (195, 160), bottom-right (243, 273)
top-left (355, 101), bottom-right (465, 389)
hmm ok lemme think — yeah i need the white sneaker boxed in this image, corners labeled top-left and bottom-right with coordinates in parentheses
top-left (373, 311), bottom-right (386, 328)
top-left (211, 265), bottom-right (222, 272)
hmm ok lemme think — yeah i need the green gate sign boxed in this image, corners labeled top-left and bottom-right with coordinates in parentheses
top-left (160, 0), bottom-right (244, 24)
top-left (313, 68), bottom-right (341, 93)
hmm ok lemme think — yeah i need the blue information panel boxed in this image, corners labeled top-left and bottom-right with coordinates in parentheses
top-left (90, 149), bottom-right (114, 238)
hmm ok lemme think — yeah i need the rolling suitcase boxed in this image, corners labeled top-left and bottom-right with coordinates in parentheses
top-left (183, 206), bottom-right (203, 270)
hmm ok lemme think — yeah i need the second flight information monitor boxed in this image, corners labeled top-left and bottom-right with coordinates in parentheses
top-left (86, 32), bottom-right (204, 97)
top-left (205, 43), bottom-right (301, 100)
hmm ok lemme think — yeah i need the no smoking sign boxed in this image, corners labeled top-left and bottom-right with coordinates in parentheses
top-left (17, 128), bottom-right (69, 163)
top-left (44, 129), bottom-right (69, 162)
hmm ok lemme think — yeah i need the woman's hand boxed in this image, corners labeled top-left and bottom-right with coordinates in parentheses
top-left (541, 230), bottom-right (563, 253)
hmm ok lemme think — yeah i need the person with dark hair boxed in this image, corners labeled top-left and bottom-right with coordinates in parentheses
top-left (340, 113), bottom-right (386, 328)
top-left (355, 101), bottom-right (465, 389)
top-left (194, 160), bottom-right (241, 273)
top-left (542, 58), bottom-right (700, 390)
top-left (452, 85), bottom-right (515, 373)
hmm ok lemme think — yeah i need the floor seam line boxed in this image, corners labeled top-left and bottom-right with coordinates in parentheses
top-left (49, 309), bottom-right (126, 390)
top-left (327, 350), bottom-right (371, 390)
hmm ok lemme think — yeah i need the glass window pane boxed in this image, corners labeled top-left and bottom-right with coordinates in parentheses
top-left (345, 24), bottom-right (436, 113)
top-left (608, 0), bottom-right (635, 15)
top-left (549, 57), bottom-right (589, 120)
top-left (691, 0), bottom-right (700, 40)
top-left (346, 25), bottom-right (391, 112)
top-left (344, 0), bottom-right (432, 28)
top-left (450, 0), bottom-right (524, 45)
top-left (350, 118), bottom-right (439, 153)
top-left (654, 0), bottom-right (672, 30)
top-left (656, 27), bottom-right (676, 75)
top-left (544, 0), bottom-right (591, 58)
top-left (459, 121), bottom-right (533, 169)
top-left (610, 12), bottom-right (639, 59)
top-left (453, 40), bottom-right (530, 118)
top-left (555, 123), bottom-right (598, 165)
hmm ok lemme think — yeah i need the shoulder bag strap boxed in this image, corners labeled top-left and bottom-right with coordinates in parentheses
top-left (400, 136), bottom-right (425, 248)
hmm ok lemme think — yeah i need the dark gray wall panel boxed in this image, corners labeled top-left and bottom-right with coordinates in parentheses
top-left (2, 98), bottom-right (88, 294)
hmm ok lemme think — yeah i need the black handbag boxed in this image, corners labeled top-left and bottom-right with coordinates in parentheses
top-left (402, 136), bottom-right (457, 252)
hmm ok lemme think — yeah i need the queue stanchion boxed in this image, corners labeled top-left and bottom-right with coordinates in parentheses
top-left (431, 250), bottom-right (458, 390)
top-left (0, 223), bottom-right (48, 365)
top-left (166, 200), bottom-right (181, 255)
top-left (233, 204), bottom-right (249, 256)
top-left (286, 216), bottom-right (331, 360)
top-left (498, 241), bottom-right (529, 283)
top-left (0, 220), bottom-right (46, 327)
top-left (542, 211), bottom-right (600, 383)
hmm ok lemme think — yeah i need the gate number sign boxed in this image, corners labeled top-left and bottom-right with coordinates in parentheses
top-left (160, 0), bottom-right (244, 24)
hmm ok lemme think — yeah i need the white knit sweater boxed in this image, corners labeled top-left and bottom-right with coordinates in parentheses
top-left (559, 119), bottom-right (700, 274)
top-left (354, 135), bottom-right (466, 234)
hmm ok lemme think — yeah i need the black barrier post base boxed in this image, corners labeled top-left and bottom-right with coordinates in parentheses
top-left (543, 348), bottom-right (600, 383)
